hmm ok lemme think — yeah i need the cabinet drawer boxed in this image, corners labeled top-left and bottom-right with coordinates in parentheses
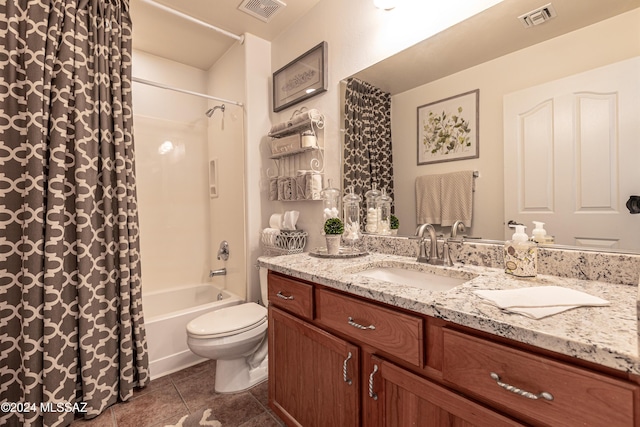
top-left (268, 272), bottom-right (313, 320)
top-left (315, 288), bottom-right (423, 367)
top-left (442, 329), bottom-right (638, 427)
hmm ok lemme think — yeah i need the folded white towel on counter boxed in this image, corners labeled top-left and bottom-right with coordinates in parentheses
top-left (474, 286), bottom-right (610, 319)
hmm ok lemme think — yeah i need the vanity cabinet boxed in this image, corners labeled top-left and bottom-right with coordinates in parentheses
top-left (315, 288), bottom-right (423, 367)
top-left (442, 329), bottom-right (638, 426)
top-left (268, 308), bottom-right (359, 427)
top-left (267, 270), bottom-right (640, 427)
top-left (371, 355), bottom-right (524, 427)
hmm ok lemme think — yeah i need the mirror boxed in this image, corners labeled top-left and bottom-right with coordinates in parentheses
top-left (345, 0), bottom-right (640, 253)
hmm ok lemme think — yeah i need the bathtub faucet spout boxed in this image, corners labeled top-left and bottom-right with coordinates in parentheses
top-left (210, 268), bottom-right (227, 277)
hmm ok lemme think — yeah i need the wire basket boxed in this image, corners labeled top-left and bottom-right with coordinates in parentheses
top-left (261, 229), bottom-right (308, 256)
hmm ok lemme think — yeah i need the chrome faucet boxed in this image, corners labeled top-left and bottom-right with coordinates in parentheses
top-left (210, 268), bottom-right (227, 277)
top-left (217, 240), bottom-right (229, 261)
top-left (442, 241), bottom-right (453, 267)
top-left (415, 223), bottom-right (442, 265)
top-left (443, 220), bottom-right (466, 267)
top-left (451, 220), bottom-right (466, 240)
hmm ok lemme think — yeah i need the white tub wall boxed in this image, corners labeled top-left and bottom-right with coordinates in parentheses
top-left (143, 284), bottom-right (244, 379)
top-left (133, 50), bottom-right (212, 292)
top-left (206, 40), bottom-right (249, 301)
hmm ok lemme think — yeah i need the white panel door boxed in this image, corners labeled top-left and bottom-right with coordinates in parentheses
top-left (504, 57), bottom-right (640, 250)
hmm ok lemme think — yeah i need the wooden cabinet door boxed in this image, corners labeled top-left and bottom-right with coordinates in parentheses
top-left (269, 307), bottom-right (360, 427)
top-left (371, 356), bottom-right (525, 427)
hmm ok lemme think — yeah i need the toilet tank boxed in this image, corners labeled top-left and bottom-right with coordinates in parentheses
top-left (259, 267), bottom-right (269, 307)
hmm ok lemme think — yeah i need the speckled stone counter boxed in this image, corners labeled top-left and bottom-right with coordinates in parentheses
top-left (258, 251), bottom-right (640, 375)
top-left (361, 234), bottom-right (640, 286)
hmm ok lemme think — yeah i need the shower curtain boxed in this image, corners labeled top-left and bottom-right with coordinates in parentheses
top-left (343, 78), bottom-right (394, 223)
top-left (0, 1), bottom-right (149, 426)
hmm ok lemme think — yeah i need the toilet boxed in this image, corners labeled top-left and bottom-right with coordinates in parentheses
top-left (186, 269), bottom-right (269, 393)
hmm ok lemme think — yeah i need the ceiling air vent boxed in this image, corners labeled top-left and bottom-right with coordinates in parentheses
top-left (238, 0), bottom-right (286, 23)
top-left (518, 3), bottom-right (557, 28)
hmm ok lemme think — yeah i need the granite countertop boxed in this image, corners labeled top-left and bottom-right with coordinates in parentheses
top-left (258, 252), bottom-right (640, 375)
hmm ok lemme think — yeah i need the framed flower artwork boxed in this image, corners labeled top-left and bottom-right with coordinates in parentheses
top-left (417, 89), bottom-right (479, 165)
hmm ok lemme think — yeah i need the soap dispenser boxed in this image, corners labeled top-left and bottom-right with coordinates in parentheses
top-left (504, 225), bottom-right (537, 278)
top-left (532, 221), bottom-right (553, 244)
top-left (531, 221), bottom-right (546, 243)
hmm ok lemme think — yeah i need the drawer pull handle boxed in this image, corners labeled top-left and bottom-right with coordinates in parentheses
top-left (342, 352), bottom-right (353, 385)
top-left (348, 317), bottom-right (376, 330)
top-left (490, 372), bottom-right (554, 401)
top-left (368, 364), bottom-right (379, 400)
top-left (276, 291), bottom-right (294, 300)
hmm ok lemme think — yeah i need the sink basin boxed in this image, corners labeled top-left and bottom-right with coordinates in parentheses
top-left (356, 266), bottom-right (470, 292)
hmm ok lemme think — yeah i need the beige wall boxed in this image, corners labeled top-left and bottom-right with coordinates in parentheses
top-left (206, 42), bottom-right (248, 300)
top-left (132, 50), bottom-right (211, 292)
top-left (205, 33), bottom-right (273, 302)
top-left (392, 10), bottom-right (640, 239)
top-left (243, 34), bottom-right (273, 303)
top-left (267, 0), bottom-right (502, 249)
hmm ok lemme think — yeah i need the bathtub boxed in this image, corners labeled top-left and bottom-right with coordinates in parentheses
top-left (142, 283), bottom-right (243, 379)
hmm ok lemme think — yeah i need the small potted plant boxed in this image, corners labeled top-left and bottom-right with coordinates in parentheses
top-left (390, 214), bottom-right (399, 235)
top-left (324, 217), bottom-right (344, 255)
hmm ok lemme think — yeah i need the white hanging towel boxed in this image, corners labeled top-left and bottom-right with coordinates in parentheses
top-left (441, 170), bottom-right (474, 227)
top-left (474, 286), bottom-right (610, 319)
top-left (416, 174), bottom-right (441, 225)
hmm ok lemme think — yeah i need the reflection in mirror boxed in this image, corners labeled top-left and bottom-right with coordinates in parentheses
top-left (342, 78), bottom-right (394, 229)
top-left (343, 0), bottom-right (640, 253)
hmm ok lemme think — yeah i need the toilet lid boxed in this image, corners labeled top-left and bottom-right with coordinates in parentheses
top-left (187, 303), bottom-right (267, 338)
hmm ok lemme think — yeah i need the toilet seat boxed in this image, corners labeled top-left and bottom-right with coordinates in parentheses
top-left (187, 302), bottom-right (267, 339)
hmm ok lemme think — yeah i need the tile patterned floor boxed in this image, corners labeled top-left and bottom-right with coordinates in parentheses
top-left (70, 360), bottom-right (284, 427)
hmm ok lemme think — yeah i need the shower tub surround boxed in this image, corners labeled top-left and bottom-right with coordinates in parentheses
top-left (258, 236), bottom-right (640, 376)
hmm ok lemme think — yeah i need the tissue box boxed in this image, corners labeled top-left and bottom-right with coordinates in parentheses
top-left (271, 134), bottom-right (301, 155)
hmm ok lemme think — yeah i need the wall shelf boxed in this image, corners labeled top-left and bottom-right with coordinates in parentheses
top-left (270, 146), bottom-right (321, 160)
top-left (268, 109), bottom-right (325, 138)
top-left (267, 108), bottom-right (325, 202)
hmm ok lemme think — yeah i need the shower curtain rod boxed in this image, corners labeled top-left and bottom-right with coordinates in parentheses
top-left (139, 0), bottom-right (244, 43)
top-left (132, 76), bottom-right (244, 107)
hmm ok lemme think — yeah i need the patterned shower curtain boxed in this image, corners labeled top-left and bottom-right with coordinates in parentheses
top-left (343, 78), bottom-right (394, 223)
top-left (0, 1), bottom-right (149, 426)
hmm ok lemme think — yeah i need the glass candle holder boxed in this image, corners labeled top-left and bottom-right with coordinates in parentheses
top-left (376, 188), bottom-right (392, 235)
top-left (320, 179), bottom-right (340, 222)
top-left (364, 184), bottom-right (381, 233)
top-left (342, 186), bottom-right (362, 246)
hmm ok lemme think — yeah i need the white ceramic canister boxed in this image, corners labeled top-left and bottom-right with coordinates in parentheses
top-left (301, 131), bottom-right (317, 148)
